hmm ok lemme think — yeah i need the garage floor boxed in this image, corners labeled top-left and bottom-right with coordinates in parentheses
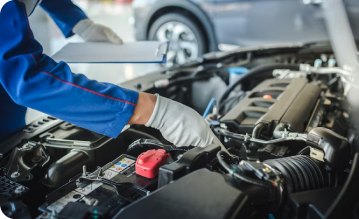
top-left (26, 1), bottom-right (160, 123)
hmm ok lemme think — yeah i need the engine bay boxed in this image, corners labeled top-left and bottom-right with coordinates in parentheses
top-left (1, 43), bottom-right (359, 219)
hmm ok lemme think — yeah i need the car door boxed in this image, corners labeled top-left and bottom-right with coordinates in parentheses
top-left (210, 0), bottom-right (332, 47)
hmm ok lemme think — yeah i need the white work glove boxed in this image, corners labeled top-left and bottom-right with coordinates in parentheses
top-left (145, 94), bottom-right (223, 148)
top-left (73, 19), bottom-right (123, 44)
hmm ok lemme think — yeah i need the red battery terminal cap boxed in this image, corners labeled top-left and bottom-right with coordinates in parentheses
top-left (135, 149), bottom-right (170, 178)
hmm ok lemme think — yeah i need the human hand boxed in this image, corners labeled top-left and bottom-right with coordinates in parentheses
top-left (73, 19), bottom-right (123, 44)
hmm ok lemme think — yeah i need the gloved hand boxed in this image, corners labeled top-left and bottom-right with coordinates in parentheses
top-left (73, 19), bottom-right (123, 44)
top-left (145, 94), bottom-right (223, 148)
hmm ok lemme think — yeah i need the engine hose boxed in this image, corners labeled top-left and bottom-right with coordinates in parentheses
top-left (215, 128), bottom-right (248, 141)
top-left (218, 64), bottom-right (300, 106)
top-left (215, 128), bottom-right (310, 145)
top-left (252, 123), bottom-right (267, 139)
top-left (297, 146), bottom-right (311, 155)
top-left (264, 155), bottom-right (325, 193)
top-left (217, 151), bottom-right (272, 188)
top-left (125, 128), bottom-right (161, 142)
top-left (127, 139), bottom-right (192, 156)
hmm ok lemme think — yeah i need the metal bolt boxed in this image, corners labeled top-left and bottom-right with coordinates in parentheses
top-left (82, 165), bottom-right (87, 176)
top-left (11, 172), bottom-right (20, 178)
top-left (15, 186), bottom-right (25, 194)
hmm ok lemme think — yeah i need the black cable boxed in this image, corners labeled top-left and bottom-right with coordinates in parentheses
top-left (297, 146), bottom-right (311, 155)
top-left (168, 74), bottom-right (213, 85)
top-left (218, 92), bottom-right (246, 112)
top-left (252, 123), bottom-right (267, 139)
top-left (226, 96), bottom-right (243, 112)
top-left (125, 128), bottom-right (161, 142)
top-left (218, 64), bottom-right (300, 106)
top-left (127, 139), bottom-right (191, 156)
top-left (217, 151), bottom-right (271, 188)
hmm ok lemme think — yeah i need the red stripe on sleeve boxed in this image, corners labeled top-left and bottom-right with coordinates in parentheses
top-left (37, 70), bottom-right (136, 106)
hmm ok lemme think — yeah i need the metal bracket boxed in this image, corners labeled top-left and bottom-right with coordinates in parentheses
top-left (155, 42), bottom-right (169, 57)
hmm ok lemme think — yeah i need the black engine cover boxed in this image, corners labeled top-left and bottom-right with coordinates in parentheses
top-left (220, 78), bottom-right (321, 135)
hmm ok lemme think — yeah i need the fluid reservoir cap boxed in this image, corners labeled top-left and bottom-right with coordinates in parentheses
top-left (263, 94), bottom-right (273, 99)
top-left (227, 67), bottom-right (249, 75)
top-left (136, 149), bottom-right (169, 178)
top-left (228, 67), bottom-right (249, 86)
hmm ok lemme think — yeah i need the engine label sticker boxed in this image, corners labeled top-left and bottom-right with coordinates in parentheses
top-left (47, 182), bottom-right (103, 213)
top-left (108, 157), bottom-right (135, 173)
top-left (47, 191), bottom-right (84, 213)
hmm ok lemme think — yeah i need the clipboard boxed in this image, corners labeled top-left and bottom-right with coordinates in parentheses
top-left (51, 41), bottom-right (169, 64)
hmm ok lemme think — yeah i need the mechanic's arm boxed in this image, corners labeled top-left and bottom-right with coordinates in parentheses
top-left (1, 1), bottom-right (131, 138)
top-left (40, 0), bottom-right (122, 43)
top-left (1, 1), bottom-right (220, 147)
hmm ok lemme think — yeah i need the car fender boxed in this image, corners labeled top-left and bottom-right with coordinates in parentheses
top-left (142, 0), bottom-right (218, 52)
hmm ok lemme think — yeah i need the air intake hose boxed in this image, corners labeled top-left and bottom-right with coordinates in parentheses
top-left (264, 155), bottom-right (329, 193)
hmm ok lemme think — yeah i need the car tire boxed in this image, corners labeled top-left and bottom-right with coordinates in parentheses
top-left (148, 13), bottom-right (207, 66)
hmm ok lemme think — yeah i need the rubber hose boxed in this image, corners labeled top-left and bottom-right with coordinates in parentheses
top-left (264, 155), bottom-right (325, 193)
top-left (252, 123), bottom-right (267, 139)
top-left (297, 146), bottom-right (311, 155)
top-left (127, 139), bottom-right (191, 157)
top-left (126, 128), bottom-right (161, 142)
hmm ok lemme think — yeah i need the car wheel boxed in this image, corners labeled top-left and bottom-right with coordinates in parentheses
top-left (149, 13), bottom-right (206, 67)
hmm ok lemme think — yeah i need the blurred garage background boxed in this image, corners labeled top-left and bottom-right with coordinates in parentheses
top-left (25, 0), bottom-right (359, 122)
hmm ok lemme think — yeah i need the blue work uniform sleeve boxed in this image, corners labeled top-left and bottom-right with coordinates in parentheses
top-left (40, 0), bottom-right (88, 38)
top-left (0, 1), bottom-right (139, 138)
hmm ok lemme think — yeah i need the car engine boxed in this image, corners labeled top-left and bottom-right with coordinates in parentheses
top-left (1, 43), bottom-right (358, 219)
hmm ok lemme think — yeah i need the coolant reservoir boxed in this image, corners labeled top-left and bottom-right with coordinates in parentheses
top-left (228, 67), bottom-right (249, 90)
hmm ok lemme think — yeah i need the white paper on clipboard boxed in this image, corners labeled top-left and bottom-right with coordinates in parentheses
top-left (52, 41), bottom-right (169, 64)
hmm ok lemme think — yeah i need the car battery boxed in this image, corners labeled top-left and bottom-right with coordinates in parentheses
top-left (38, 154), bottom-right (157, 216)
